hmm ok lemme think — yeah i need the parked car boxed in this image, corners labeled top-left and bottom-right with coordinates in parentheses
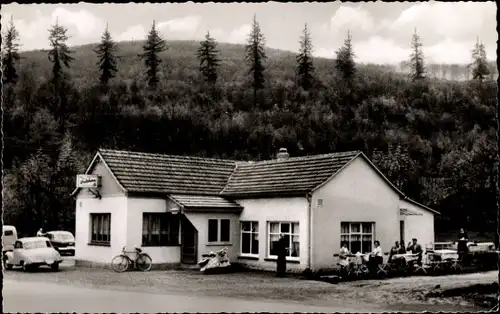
top-left (46, 231), bottom-right (75, 256)
top-left (4, 237), bottom-right (63, 271)
top-left (2, 225), bottom-right (18, 254)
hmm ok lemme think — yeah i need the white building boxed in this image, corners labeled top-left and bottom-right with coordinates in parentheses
top-left (72, 148), bottom-right (438, 272)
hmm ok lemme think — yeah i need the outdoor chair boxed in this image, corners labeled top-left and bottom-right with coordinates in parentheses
top-left (407, 254), bottom-right (426, 275)
top-left (333, 254), bottom-right (355, 279)
top-left (377, 253), bottom-right (397, 277)
top-left (447, 257), bottom-right (463, 273)
top-left (426, 251), bottom-right (446, 273)
top-left (412, 260), bottom-right (427, 274)
top-left (377, 262), bottom-right (391, 276)
top-left (351, 254), bottom-right (369, 278)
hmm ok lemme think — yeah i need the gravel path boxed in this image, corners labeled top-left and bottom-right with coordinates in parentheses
top-left (4, 263), bottom-right (497, 312)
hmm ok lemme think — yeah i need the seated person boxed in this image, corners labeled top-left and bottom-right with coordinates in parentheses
top-left (389, 241), bottom-right (403, 262)
top-left (338, 242), bottom-right (351, 267)
top-left (406, 238), bottom-right (423, 265)
top-left (398, 242), bottom-right (406, 254)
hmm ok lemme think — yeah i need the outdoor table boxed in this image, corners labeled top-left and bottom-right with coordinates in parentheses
top-left (392, 253), bottom-right (419, 263)
top-left (433, 249), bottom-right (459, 261)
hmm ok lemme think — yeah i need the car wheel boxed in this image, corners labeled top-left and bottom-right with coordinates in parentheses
top-left (51, 262), bottom-right (60, 271)
top-left (4, 257), bottom-right (13, 270)
top-left (21, 261), bottom-right (29, 272)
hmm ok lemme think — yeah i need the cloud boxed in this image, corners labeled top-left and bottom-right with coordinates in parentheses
top-left (206, 27), bottom-right (225, 41)
top-left (353, 36), bottom-right (410, 65)
top-left (313, 1), bottom-right (496, 64)
top-left (157, 15), bottom-right (202, 36)
top-left (329, 5), bottom-right (376, 34)
top-left (2, 8), bottom-right (105, 51)
top-left (313, 48), bottom-right (334, 59)
top-left (53, 7), bottom-right (105, 38)
top-left (227, 24), bottom-right (251, 44)
top-left (389, 1), bottom-right (496, 45)
top-left (115, 24), bottom-right (147, 42)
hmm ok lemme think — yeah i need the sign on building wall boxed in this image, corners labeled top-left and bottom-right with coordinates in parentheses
top-left (76, 174), bottom-right (102, 188)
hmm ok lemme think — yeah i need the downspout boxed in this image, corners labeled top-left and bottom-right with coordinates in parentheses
top-left (306, 192), bottom-right (313, 270)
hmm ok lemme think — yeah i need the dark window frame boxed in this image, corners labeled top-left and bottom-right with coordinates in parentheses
top-left (220, 219), bottom-right (230, 242)
top-left (208, 219), bottom-right (219, 242)
top-left (208, 218), bottom-right (231, 243)
top-left (89, 213), bottom-right (111, 246)
top-left (340, 222), bottom-right (375, 254)
top-left (268, 221), bottom-right (300, 259)
top-left (240, 221), bottom-right (259, 256)
top-left (142, 213), bottom-right (180, 247)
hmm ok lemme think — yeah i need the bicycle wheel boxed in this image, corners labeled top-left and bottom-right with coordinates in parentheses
top-left (111, 255), bottom-right (129, 273)
top-left (136, 253), bottom-right (152, 271)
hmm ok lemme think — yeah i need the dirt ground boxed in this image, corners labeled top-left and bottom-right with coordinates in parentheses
top-left (4, 264), bottom-right (498, 312)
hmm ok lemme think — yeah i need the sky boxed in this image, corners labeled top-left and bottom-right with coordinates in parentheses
top-left (2, 1), bottom-right (497, 65)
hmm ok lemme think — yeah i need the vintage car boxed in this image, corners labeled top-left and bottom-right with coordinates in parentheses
top-left (4, 237), bottom-right (63, 271)
top-left (2, 225), bottom-right (18, 254)
top-left (46, 231), bottom-right (75, 256)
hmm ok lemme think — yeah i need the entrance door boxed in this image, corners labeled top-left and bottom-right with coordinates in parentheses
top-left (181, 216), bottom-right (198, 264)
top-left (400, 220), bottom-right (405, 245)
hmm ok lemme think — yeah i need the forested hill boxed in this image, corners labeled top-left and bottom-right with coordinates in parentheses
top-left (17, 40), bottom-right (497, 85)
top-left (18, 40), bottom-right (407, 89)
top-left (3, 39), bottom-right (498, 237)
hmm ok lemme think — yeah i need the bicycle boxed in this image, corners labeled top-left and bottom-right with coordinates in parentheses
top-left (111, 246), bottom-right (152, 272)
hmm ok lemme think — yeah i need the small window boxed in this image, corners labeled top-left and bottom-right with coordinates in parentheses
top-left (341, 222), bottom-right (375, 254)
top-left (14, 241), bottom-right (23, 249)
top-left (142, 213), bottom-right (179, 246)
top-left (268, 222), bottom-right (300, 258)
top-left (4, 230), bottom-right (13, 236)
top-left (241, 222), bottom-right (259, 255)
top-left (208, 219), bottom-right (218, 242)
top-left (317, 199), bottom-right (323, 207)
top-left (90, 213), bottom-right (111, 245)
top-left (220, 219), bottom-right (230, 242)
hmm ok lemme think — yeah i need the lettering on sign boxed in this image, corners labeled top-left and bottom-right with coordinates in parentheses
top-left (76, 175), bottom-right (101, 188)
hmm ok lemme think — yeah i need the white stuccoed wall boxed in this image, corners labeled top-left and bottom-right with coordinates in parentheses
top-left (400, 199), bottom-right (435, 251)
top-left (184, 212), bottom-right (240, 264)
top-left (75, 160), bottom-right (128, 264)
top-left (126, 197), bottom-right (181, 264)
top-left (235, 197), bottom-right (309, 272)
top-left (311, 157), bottom-right (401, 270)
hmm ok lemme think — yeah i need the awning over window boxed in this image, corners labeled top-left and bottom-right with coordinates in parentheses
top-left (168, 194), bottom-right (243, 212)
top-left (400, 208), bottom-right (423, 216)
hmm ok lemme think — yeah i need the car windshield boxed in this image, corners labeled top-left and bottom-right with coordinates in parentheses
top-left (24, 240), bottom-right (51, 250)
top-left (52, 233), bottom-right (74, 241)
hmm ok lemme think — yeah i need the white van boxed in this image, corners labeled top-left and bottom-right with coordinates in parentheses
top-left (2, 225), bottom-right (18, 253)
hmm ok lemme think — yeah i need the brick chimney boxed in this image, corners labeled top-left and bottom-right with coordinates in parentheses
top-left (276, 147), bottom-right (290, 161)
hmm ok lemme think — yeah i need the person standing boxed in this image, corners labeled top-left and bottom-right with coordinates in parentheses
top-left (369, 241), bottom-right (383, 273)
top-left (339, 242), bottom-right (351, 267)
top-left (36, 228), bottom-right (45, 237)
top-left (276, 235), bottom-right (288, 277)
top-left (457, 228), bottom-right (469, 263)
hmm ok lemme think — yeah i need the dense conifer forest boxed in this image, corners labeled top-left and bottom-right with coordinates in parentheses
top-left (2, 18), bottom-right (498, 238)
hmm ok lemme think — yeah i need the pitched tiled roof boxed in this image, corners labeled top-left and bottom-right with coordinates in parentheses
top-left (98, 149), bottom-right (236, 195)
top-left (220, 151), bottom-right (361, 198)
top-left (169, 194), bottom-right (242, 209)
